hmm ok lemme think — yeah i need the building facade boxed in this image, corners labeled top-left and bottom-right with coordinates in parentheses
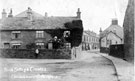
top-left (82, 30), bottom-right (99, 51)
top-left (0, 7), bottom-right (83, 50)
top-left (99, 19), bottom-right (123, 53)
top-left (123, 0), bottom-right (134, 63)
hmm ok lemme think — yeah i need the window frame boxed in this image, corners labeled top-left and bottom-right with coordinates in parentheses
top-left (36, 31), bottom-right (44, 38)
top-left (36, 42), bottom-right (44, 49)
top-left (11, 43), bottom-right (21, 49)
top-left (4, 43), bottom-right (10, 48)
top-left (11, 31), bottom-right (21, 39)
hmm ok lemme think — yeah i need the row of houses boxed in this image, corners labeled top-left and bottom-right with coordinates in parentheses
top-left (0, 7), bottom-right (83, 50)
top-left (82, 30), bottom-right (99, 51)
top-left (0, 7), bottom-right (83, 59)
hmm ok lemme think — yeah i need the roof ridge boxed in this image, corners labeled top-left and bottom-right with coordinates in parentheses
top-left (15, 9), bottom-right (43, 18)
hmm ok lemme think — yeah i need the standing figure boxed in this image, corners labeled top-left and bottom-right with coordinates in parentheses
top-left (35, 48), bottom-right (39, 58)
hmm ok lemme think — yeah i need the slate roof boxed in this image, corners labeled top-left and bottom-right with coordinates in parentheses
top-left (15, 9), bottom-right (43, 18)
top-left (101, 31), bottom-right (123, 40)
top-left (84, 30), bottom-right (98, 37)
top-left (100, 24), bottom-right (123, 39)
top-left (0, 8), bottom-right (80, 30)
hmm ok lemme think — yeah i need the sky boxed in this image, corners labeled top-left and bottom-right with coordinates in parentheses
top-left (0, 0), bottom-right (128, 34)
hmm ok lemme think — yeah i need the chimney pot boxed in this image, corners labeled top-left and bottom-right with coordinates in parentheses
top-left (2, 9), bottom-right (7, 19)
top-left (8, 8), bottom-right (13, 17)
top-left (45, 12), bottom-right (48, 17)
top-left (77, 8), bottom-right (81, 19)
top-left (112, 19), bottom-right (118, 25)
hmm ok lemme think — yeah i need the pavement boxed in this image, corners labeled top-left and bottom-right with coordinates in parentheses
top-left (87, 49), bottom-right (134, 81)
top-left (99, 53), bottom-right (134, 81)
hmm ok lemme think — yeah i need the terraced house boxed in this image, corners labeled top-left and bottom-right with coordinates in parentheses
top-left (82, 30), bottom-right (99, 51)
top-left (0, 7), bottom-right (83, 50)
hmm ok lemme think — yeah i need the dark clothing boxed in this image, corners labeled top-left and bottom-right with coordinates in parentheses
top-left (35, 53), bottom-right (38, 58)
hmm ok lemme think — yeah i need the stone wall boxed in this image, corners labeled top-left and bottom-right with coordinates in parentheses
top-left (100, 47), bottom-right (109, 53)
top-left (0, 49), bottom-right (71, 59)
top-left (123, 0), bottom-right (134, 63)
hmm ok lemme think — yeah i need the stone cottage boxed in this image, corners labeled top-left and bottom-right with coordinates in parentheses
top-left (0, 7), bottom-right (83, 59)
top-left (0, 7), bottom-right (83, 50)
top-left (99, 19), bottom-right (123, 53)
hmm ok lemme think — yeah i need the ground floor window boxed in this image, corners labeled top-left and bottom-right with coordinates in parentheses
top-left (12, 43), bottom-right (21, 49)
top-left (4, 43), bottom-right (10, 48)
top-left (64, 43), bottom-right (71, 49)
top-left (36, 43), bottom-right (44, 49)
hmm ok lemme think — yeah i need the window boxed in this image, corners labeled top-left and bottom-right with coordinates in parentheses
top-left (64, 31), bottom-right (70, 37)
top-left (36, 42), bottom-right (44, 49)
top-left (65, 43), bottom-right (71, 49)
top-left (12, 43), bottom-right (21, 49)
top-left (87, 37), bottom-right (88, 42)
top-left (110, 40), bottom-right (112, 45)
top-left (107, 40), bottom-right (109, 45)
top-left (4, 43), bottom-right (10, 48)
top-left (36, 31), bottom-right (44, 38)
top-left (84, 35), bottom-right (86, 41)
top-left (12, 31), bottom-right (21, 39)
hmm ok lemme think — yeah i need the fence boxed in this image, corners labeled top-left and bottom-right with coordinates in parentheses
top-left (0, 49), bottom-right (71, 59)
top-left (100, 47), bottom-right (109, 53)
top-left (109, 44), bottom-right (124, 59)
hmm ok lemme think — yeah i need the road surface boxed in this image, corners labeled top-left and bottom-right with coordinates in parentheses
top-left (0, 51), bottom-right (119, 81)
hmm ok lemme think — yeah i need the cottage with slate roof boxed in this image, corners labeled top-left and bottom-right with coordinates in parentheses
top-left (99, 19), bottom-right (123, 53)
top-left (0, 7), bottom-right (83, 50)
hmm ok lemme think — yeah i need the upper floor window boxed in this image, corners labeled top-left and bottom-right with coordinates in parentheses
top-left (64, 31), bottom-right (70, 37)
top-left (36, 31), bottom-right (44, 38)
top-left (83, 35), bottom-right (86, 42)
top-left (12, 31), bottom-right (21, 39)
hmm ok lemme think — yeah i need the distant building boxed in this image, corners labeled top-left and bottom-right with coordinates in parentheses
top-left (99, 19), bottom-right (123, 53)
top-left (82, 30), bottom-right (99, 51)
top-left (123, 0), bottom-right (134, 63)
top-left (0, 7), bottom-right (83, 50)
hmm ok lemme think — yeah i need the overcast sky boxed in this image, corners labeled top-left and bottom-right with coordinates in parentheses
top-left (0, 0), bottom-right (128, 34)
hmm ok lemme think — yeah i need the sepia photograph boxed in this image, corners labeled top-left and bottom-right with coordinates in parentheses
top-left (0, 0), bottom-right (134, 81)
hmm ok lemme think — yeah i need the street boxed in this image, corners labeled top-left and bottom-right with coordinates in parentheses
top-left (0, 51), bottom-right (119, 81)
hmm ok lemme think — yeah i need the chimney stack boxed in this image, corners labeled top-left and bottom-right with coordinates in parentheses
top-left (45, 12), bottom-right (48, 17)
top-left (112, 19), bottom-right (118, 25)
top-left (27, 7), bottom-right (33, 20)
top-left (8, 8), bottom-right (13, 18)
top-left (77, 8), bottom-right (81, 19)
top-left (99, 27), bottom-right (102, 33)
top-left (2, 9), bottom-right (7, 19)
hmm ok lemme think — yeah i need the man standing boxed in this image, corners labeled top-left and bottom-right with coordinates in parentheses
top-left (35, 48), bottom-right (39, 58)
